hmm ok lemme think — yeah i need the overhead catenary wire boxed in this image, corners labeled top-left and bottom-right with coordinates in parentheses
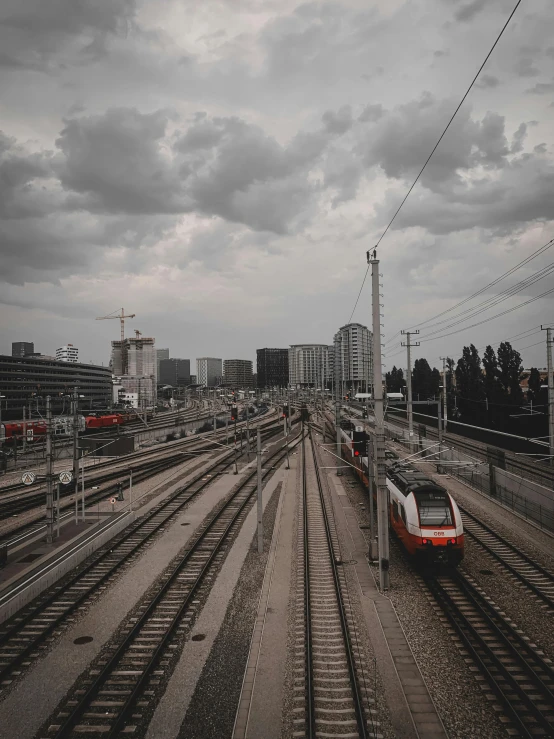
top-left (348, 0), bottom-right (523, 324)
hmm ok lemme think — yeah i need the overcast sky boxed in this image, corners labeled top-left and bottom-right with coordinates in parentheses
top-left (1, 0), bottom-right (553, 372)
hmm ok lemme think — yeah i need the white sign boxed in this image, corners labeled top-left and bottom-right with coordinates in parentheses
top-left (59, 471), bottom-right (73, 485)
top-left (26, 429), bottom-right (33, 440)
top-left (21, 471), bottom-right (36, 485)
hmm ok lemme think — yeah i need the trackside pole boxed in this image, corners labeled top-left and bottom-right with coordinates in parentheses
top-left (257, 429), bottom-right (263, 553)
top-left (369, 250), bottom-right (390, 591)
top-left (46, 396), bottom-right (53, 545)
top-left (129, 469), bottom-right (133, 512)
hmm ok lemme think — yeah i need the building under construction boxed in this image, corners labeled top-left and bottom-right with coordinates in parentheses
top-left (111, 336), bottom-right (157, 408)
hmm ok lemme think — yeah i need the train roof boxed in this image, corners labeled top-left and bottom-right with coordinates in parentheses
top-left (388, 466), bottom-right (446, 496)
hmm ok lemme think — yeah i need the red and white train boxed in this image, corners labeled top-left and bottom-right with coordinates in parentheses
top-left (339, 424), bottom-right (464, 566)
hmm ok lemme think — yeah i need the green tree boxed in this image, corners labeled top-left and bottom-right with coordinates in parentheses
top-left (455, 344), bottom-right (485, 422)
top-left (497, 342), bottom-right (523, 405)
top-left (527, 367), bottom-right (542, 403)
top-left (412, 358), bottom-right (433, 399)
top-left (482, 345), bottom-right (504, 404)
top-left (386, 366), bottom-right (405, 393)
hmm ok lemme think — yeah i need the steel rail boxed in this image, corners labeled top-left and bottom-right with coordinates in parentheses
top-left (460, 506), bottom-right (554, 610)
top-left (425, 571), bottom-right (554, 738)
top-left (301, 430), bottom-right (315, 737)
top-left (0, 412), bottom-right (278, 541)
top-left (307, 427), bottom-right (369, 739)
top-left (49, 430), bottom-right (300, 738)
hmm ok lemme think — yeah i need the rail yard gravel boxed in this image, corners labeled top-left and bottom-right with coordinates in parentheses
top-left (177, 485), bottom-right (281, 739)
top-left (338, 464), bottom-right (508, 739)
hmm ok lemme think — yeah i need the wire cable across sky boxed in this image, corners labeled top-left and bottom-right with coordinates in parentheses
top-left (348, 0), bottom-right (523, 325)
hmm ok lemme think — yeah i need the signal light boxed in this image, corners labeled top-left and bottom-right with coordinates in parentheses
top-left (351, 427), bottom-right (367, 457)
top-left (230, 405), bottom-right (238, 422)
top-left (422, 539), bottom-right (427, 544)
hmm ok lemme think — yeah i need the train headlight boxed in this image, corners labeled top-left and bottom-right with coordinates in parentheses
top-left (448, 538), bottom-right (456, 545)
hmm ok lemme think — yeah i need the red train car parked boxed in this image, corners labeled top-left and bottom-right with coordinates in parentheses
top-left (85, 414), bottom-right (125, 429)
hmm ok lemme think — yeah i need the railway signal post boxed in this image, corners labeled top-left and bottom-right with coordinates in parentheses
top-left (401, 330), bottom-right (419, 454)
top-left (541, 325), bottom-right (554, 464)
top-left (46, 396), bottom-right (54, 545)
top-left (257, 428), bottom-right (263, 553)
top-left (369, 249), bottom-right (390, 590)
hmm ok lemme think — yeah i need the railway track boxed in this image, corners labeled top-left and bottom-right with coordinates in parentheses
top-left (0, 412), bottom-right (277, 542)
top-left (293, 428), bottom-right (377, 738)
top-left (0, 423), bottom-right (286, 690)
top-left (0, 407), bottom-right (224, 496)
top-left (424, 570), bottom-right (554, 738)
top-left (34, 429), bottom-right (298, 737)
top-left (460, 506), bottom-right (554, 613)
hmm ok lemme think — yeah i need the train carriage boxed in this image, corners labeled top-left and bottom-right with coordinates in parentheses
top-left (338, 424), bottom-right (464, 566)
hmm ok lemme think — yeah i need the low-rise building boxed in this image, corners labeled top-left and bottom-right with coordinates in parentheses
top-left (56, 344), bottom-right (79, 363)
top-left (0, 354), bottom-right (112, 420)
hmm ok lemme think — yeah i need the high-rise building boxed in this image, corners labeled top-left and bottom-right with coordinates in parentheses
top-left (159, 358), bottom-right (191, 386)
top-left (196, 358), bottom-right (222, 387)
top-left (12, 342), bottom-right (34, 358)
top-left (334, 323), bottom-right (373, 395)
top-left (56, 344), bottom-right (79, 363)
top-left (289, 345), bottom-right (334, 388)
top-left (156, 348), bottom-right (169, 379)
top-left (223, 359), bottom-right (254, 388)
top-left (110, 336), bottom-right (157, 408)
top-left (256, 348), bottom-right (288, 388)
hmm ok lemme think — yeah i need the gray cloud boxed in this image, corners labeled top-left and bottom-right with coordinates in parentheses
top-left (358, 95), bottom-right (512, 191)
top-left (514, 57), bottom-right (540, 78)
top-left (476, 74), bottom-right (500, 89)
top-left (526, 79), bottom-right (554, 95)
top-left (0, 0), bottom-right (136, 70)
top-left (454, 0), bottom-right (487, 22)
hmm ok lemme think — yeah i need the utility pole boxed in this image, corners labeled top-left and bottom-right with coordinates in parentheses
top-left (440, 357), bottom-right (448, 433)
top-left (46, 396), bottom-right (54, 544)
top-left (369, 249), bottom-right (389, 590)
top-left (257, 428), bottom-right (263, 553)
top-left (367, 436), bottom-right (378, 560)
top-left (401, 330), bottom-right (420, 453)
top-left (72, 387), bottom-right (80, 507)
top-left (334, 333), bottom-right (342, 476)
top-left (246, 407), bottom-right (250, 460)
top-left (541, 326), bottom-right (554, 464)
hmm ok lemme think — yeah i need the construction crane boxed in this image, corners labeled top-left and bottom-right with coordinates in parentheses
top-left (96, 308), bottom-right (136, 342)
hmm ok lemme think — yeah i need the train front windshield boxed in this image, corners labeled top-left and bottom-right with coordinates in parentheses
top-left (414, 491), bottom-right (453, 527)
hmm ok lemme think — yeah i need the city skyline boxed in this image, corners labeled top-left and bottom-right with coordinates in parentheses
top-left (1, 2), bottom-right (553, 371)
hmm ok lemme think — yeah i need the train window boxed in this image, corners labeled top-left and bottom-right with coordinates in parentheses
top-left (415, 492), bottom-right (452, 527)
top-left (400, 504), bottom-right (406, 525)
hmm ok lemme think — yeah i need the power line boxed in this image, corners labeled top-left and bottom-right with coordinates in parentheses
top-left (419, 286), bottom-right (554, 342)
top-left (373, 0), bottom-right (522, 251)
top-left (347, 264), bottom-right (370, 324)
top-left (409, 237), bottom-right (554, 332)
top-left (348, 0), bottom-right (522, 324)
top-left (420, 261), bottom-right (554, 338)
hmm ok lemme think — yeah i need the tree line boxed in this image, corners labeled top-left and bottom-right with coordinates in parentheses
top-left (385, 342), bottom-right (547, 437)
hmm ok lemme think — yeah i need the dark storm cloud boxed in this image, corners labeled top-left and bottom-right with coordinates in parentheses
top-left (0, 131), bottom-right (55, 219)
top-left (514, 57), bottom-right (540, 78)
top-left (0, 0), bottom-right (135, 70)
top-left (56, 108), bottom-right (183, 214)
top-left (387, 152), bottom-right (554, 235)
top-left (56, 108), bottom-right (337, 234)
top-left (358, 94), bottom-right (512, 191)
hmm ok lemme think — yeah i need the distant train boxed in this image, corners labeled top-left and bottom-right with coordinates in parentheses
top-left (0, 411), bottom-right (150, 445)
top-left (338, 425), bottom-right (464, 566)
